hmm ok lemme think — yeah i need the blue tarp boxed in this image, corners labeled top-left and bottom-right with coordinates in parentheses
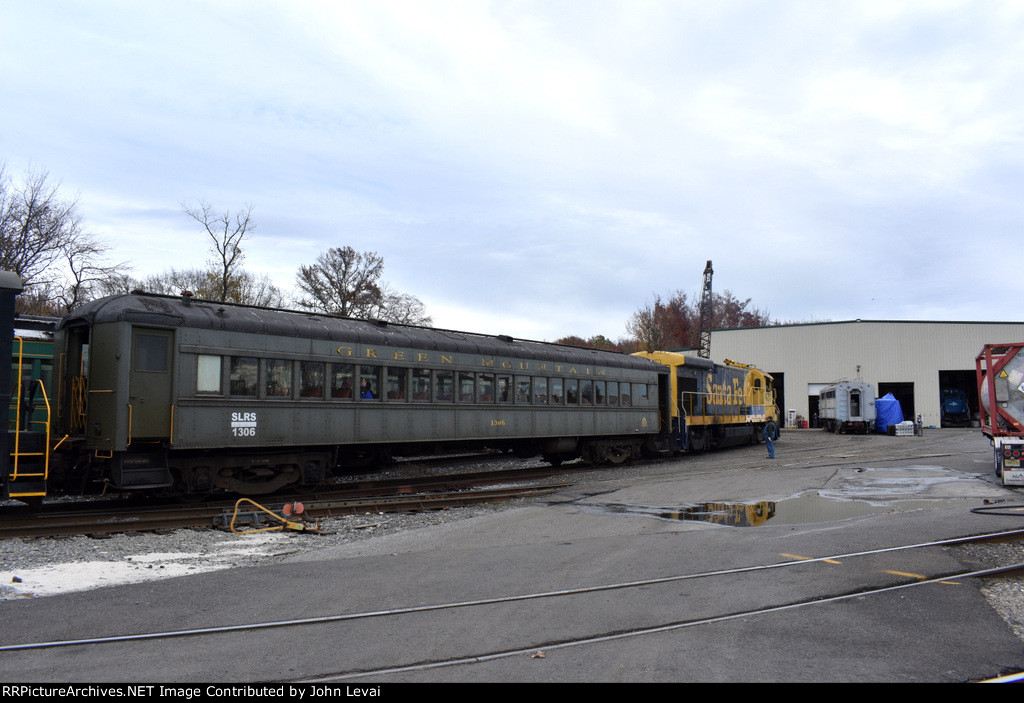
top-left (875, 393), bottom-right (904, 432)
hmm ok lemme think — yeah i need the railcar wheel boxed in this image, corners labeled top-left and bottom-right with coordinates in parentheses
top-left (542, 454), bottom-right (564, 467)
top-left (606, 447), bottom-right (630, 465)
top-left (688, 430), bottom-right (706, 452)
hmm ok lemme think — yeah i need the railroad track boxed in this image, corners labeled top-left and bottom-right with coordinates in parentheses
top-left (0, 429), bottom-right (999, 539)
top-left (4, 527), bottom-right (1023, 684)
top-left (0, 471), bottom-right (572, 539)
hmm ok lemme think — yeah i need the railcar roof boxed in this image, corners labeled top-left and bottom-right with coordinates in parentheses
top-left (61, 293), bottom-right (664, 372)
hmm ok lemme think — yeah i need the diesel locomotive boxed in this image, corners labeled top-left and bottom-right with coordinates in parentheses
top-left (3, 284), bottom-right (779, 502)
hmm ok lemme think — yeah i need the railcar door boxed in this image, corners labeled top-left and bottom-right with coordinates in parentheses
top-left (128, 328), bottom-right (174, 440)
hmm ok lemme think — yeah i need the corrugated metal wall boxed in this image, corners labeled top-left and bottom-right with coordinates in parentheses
top-left (710, 321), bottom-right (1024, 428)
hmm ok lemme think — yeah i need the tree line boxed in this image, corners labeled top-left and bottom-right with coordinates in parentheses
top-left (0, 163), bottom-right (431, 325)
top-left (1, 161), bottom-right (783, 345)
top-left (556, 288), bottom-right (775, 353)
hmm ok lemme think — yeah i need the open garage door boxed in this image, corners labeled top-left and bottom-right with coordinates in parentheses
top-left (878, 382), bottom-right (914, 420)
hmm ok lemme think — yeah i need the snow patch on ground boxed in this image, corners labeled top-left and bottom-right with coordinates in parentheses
top-left (0, 532), bottom-right (297, 599)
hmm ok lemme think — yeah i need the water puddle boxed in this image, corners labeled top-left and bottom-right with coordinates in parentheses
top-left (575, 465), bottom-right (985, 526)
top-left (578, 492), bottom-right (964, 527)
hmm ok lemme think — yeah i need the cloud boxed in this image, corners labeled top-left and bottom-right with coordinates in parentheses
top-left (2, 0), bottom-right (1023, 341)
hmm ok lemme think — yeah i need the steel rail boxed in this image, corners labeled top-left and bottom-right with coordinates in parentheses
top-left (307, 561), bottom-right (1024, 683)
top-left (0, 484), bottom-right (565, 539)
top-left (4, 527), bottom-right (1024, 654)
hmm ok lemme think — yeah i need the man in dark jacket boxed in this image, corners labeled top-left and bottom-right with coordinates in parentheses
top-left (764, 419), bottom-right (778, 459)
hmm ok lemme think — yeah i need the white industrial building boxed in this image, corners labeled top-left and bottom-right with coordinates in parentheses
top-left (709, 320), bottom-right (1024, 429)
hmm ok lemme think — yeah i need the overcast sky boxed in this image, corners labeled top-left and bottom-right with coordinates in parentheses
top-left (2, 1), bottom-right (1022, 341)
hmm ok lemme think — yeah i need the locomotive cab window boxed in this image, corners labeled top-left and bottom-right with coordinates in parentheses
top-left (196, 354), bottom-right (222, 394)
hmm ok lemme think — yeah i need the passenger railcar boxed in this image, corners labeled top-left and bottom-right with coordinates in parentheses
top-left (631, 351), bottom-right (777, 451)
top-left (817, 381), bottom-right (875, 434)
top-left (3, 283), bottom-right (783, 502)
top-left (36, 291), bottom-right (667, 496)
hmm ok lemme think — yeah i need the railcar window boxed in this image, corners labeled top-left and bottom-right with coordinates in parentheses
top-left (516, 377), bottom-right (531, 404)
top-left (300, 361), bottom-right (324, 398)
top-left (550, 378), bottom-right (564, 404)
top-left (478, 373), bottom-right (495, 402)
top-left (330, 363), bottom-right (354, 399)
top-left (621, 382), bottom-right (630, 406)
top-left (265, 359), bottom-right (293, 398)
top-left (134, 334), bottom-right (168, 373)
top-left (498, 375), bottom-right (512, 403)
top-left (608, 381), bottom-right (618, 406)
top-left (435, 370), bottom-right (453, 402)
top-left (457, 372), bottom-right (475, 402)
top-left (534, 377), bottom-right (548, 404)
top-left (635, 383), bottom-right (649, 405)
top-left (411, 368), bottom-right (431, 401)
top-left (387, 368), bottom-right (408, 400)
top-left (581, 380), bottom-right (593, 405)
top-left (40, 360), bottom-right (53, 391)
top-left (230, 357), bottom-right (258, 396)
top-left (197, 355), bottom-right (222, 394)
top-left (79, 344), bottom-right (90, 376)
top-left (566, 378), bottom-right (579, 404)
top-left (359, 366), bottom-right (380, 400)
top-left (594, 381), bottom-right (606, 405)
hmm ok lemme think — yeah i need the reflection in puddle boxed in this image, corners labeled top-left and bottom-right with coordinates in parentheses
top-left (577, 465), bottom-right (984, 527)
top-left (583, 500), bottom-right (774, 527)
top-left (582, 492), bottom-right (962, 527)
top-left (661, 501), bottom-right (776, 527)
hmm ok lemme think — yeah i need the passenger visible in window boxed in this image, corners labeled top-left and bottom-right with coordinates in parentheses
top-left (360, 379), bottom-right (375, 399)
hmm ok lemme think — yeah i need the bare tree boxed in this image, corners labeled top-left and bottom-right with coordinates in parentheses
top-left (366, 284), bottom-right (432, 325)
top-left (626, 295), bottom-right (670, 352)
top-left (0, 163), bottom-right (82, 288)
top-left (141, 268), bottom-right (211, 297)
top-left (95, 271), bottom-right (145, 297)
top-left (626, 289), bottom-right (773, 352)
top-left (55, 232), bottom-right (125, 312)
top-left (182, 199), bottom-right (255, 302)
top-left (232, 270), bottom-right (284, 308)
top-left (295, 246), bottom-right (430, 324)
top-left (295, 246), bottom-right (385, 317)
top-left (0, 163), bottom-right (123, 313)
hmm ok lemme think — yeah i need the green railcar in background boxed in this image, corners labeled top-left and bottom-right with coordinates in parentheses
top-left (9, 316), bottom-right (57, 432)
